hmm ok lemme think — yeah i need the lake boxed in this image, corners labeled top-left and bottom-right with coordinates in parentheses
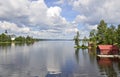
top-left (0, 41), bottom-right (120, 77)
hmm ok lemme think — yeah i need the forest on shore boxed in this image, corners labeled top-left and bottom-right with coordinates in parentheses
top-left (0, 33), bottom-right (36, 43)
top-left (74, 20), bottom-right (120, 48)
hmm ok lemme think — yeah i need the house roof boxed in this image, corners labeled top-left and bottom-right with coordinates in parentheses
top-left (98, 45), bottom-right (119, 50)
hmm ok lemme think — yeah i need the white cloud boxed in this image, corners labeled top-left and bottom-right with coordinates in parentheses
top-left (61, 0), bottom-right (120, 38)
top-left (0, 21), bottom-right (30, 33)
top-left (29, 0), bottom-right (48, 25)
top-left (0, 0), bottom-right (77, 39)
top-left (75, 15), bottom-right (87, 23)
top-left (3, 0), bottom-right (120, 39)
top-left (47, 6), bottom-right (61, 17)
top-left (87, 24), bottom-right (97, 30)
top-left (65, 28), bottom-right (78, 34)
top-left (72, 0), bottom-right (120, 25)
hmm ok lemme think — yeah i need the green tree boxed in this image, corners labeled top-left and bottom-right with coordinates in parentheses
top-left (89, 29), bottom-right (97, 42)
top-left (0, 33), bottom-right (11, 42)
top-left (106, 25), bottom-right (116, 44)
top-left (15, 36), bottom-right (26, 42)
top-left (89, 19), bottom-right (120, 47)
top-left (26, 36), bottom-right (34, 43)
top-left (74, 31), bottom-right (80, 47)
top-left (116, 24), bottom-right (120, 46)
top-left (82, 36), bottom-right (87, 46)
top-left (97, 20), bottom-right (107, 44)
top-left (89, 29), bottom-right (97, 47)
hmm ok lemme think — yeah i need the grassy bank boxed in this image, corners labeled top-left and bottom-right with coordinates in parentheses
top-left (74, 45), bottom-right (88, 49)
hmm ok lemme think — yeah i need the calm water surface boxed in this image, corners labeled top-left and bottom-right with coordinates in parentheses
top-left (0, 41), bottom-right (120, 77)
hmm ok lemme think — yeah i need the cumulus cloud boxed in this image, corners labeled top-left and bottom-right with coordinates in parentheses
top-left (47, 6), bottom-right (61, 17)
top-left (72, 0), bottom-right (120, 25)
top-left (0, 21), bottom-right (30, 33)
top-left (0, 0), bottom-right (77, 39)
top-left (60, 0), bottom-right (120, 38)
top-left (2, 0), bottom-right (119, 39)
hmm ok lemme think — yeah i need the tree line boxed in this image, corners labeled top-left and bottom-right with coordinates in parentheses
top-left (89, 20), bottom-right (120, 47)
top-left (74, 31), bottom-right (88, 48)
top-left (0, 33), bottom-right (35, 43)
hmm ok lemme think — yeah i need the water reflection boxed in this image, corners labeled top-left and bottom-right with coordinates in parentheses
top-left (46, 73), bottom-right (62, 77)
top-left (75, 48), bottom-right (80, 64)
top-left (26, 42), bottom-right (34, 46)
top-left (46, 45), bottom-right (61, 77)
top-left (118, 60), bottom-right (120, 72)
top-left (88, 48), bottom-right (97, 64)
top-left (0, 42), bottom-right (31, 77)
top-left (97, 57), bottom-right (120, 77)
top-left (15, 43), bottom-right (26, 46)
top-left (0, 43), bottom-right (11, 46)
top-left (0, 41), bottom-right (120, 77)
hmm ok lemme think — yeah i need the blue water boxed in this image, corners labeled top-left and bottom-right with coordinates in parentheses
top-left (0, 41), bottom-right (120, 77)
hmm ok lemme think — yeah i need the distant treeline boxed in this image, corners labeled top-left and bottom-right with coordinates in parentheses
top-left (39, 39), bottom-right (73, 41)
top-left (0, 33), bottom-right (36, 43)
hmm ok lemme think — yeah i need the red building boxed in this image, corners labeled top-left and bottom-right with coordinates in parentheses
top-left (97, 45), bottom-right (119, 55)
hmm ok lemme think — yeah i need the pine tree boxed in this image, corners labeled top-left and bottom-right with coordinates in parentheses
top-left (97, 20), bottom-right (107, 44)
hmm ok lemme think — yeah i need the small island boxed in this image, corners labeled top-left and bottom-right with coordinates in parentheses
top-left (74, 31), bottom-right (88, 49)
top-left (0, 30), bottom-right (37, 45)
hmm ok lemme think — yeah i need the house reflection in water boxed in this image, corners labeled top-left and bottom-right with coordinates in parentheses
top-left (97, 57), bottom-right (117, 77)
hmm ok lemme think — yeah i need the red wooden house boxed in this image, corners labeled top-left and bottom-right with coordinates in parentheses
top-left (97, 45), bottom-right (119, 55)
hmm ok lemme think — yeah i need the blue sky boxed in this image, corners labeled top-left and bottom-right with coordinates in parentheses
top-left (0, 0), bottom-right (120, 39)
top-left (45, 0), bottom-right (79, 21)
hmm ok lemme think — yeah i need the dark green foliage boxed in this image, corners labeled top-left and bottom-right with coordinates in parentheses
top-left (89, 30), bottom-right (97, 42)
top-left (89, 20), bottom-right (120, 47)
top-left (0, 33), bottom-right (35, 44)
top-left (74, 44), bottom-right (88, 49)
top-left (74, 31), bottom-right (80, 47)
top-left (26, 36), bottom-right (34, 43)
top-left (106, 25), bottom-right (116, 44)
top-left (74, 31), bottom-right (88, 49)
top-left (0, 33), bottom-right (11, 42)
top-left (116, 24), bottom-right (120, 47)
top-left (15, 36), bottom-right (26, 42)
top-left (15, 36), bottom-right (35, 43)
top-left (97, 20), bottom-right (107, 44)
top-left (82, 36), bottom-right (87, 46)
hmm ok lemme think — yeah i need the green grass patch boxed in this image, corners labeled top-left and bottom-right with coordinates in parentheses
top-left (74, 45), bottom-right (88, 49)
